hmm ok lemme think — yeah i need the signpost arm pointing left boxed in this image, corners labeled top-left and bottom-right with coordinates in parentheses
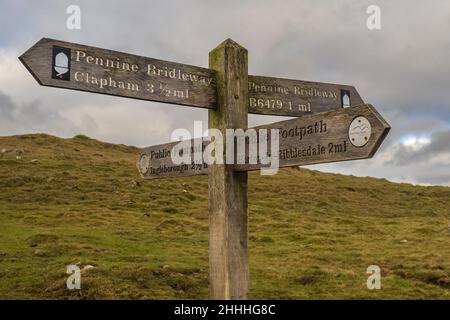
top-left (19, 38), bottom-right (217, 109)
top-left (208, 39), bottom-right (249, 300)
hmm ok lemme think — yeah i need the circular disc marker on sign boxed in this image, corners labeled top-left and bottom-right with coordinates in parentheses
top-left (349, 116), bottom-right (371, 147)
top-left (139, 154), bottom-right (150, 175)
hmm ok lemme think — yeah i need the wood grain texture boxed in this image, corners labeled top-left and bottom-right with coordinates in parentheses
top-left (208, 39), bottom-right (249, 300)
top-left (248, 74), bottom-right (364, 116)
top-left (19, 38), bottom-right (217, 109)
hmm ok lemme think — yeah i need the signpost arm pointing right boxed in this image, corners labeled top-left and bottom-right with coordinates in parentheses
top-left (208, 39), bottom-right (249, 300)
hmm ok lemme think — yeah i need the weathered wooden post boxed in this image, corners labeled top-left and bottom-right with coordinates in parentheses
top-left (208, 39), bottom-right (249, 300)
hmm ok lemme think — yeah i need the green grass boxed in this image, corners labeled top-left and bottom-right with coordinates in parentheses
top-left (0, 133), bottom-right (449, 299)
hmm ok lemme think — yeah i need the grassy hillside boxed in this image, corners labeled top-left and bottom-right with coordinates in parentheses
top-left (0, 133), bottom-right (449, 299)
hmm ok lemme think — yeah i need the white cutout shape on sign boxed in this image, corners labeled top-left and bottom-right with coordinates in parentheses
top-left (54, 52), bottom-right (69, 77)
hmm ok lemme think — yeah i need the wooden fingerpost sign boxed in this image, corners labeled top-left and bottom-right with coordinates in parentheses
top-left (20, 37), bottom-right (391, 300)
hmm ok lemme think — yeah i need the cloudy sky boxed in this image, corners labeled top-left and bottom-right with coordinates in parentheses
top-left (1, 0), bottom-right (450, 186)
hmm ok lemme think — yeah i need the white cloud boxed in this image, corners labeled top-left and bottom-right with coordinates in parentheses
top-left (61, 102), bottom-right (173, 146)
top-left (401, 136), bottom-right (431, 149)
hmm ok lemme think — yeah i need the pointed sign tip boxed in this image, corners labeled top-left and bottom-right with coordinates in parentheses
top-left (223, 38), bottom-right (239, 45)
top-left (18, 50), bottom-right (44, 87)
top-left (366, 103), bottom-right (391, 130)
top-left (212, 38), bottom-right (246, 51)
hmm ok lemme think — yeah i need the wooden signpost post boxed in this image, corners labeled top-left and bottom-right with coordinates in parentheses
top-left (21, 38), bottom-right (390, 300)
